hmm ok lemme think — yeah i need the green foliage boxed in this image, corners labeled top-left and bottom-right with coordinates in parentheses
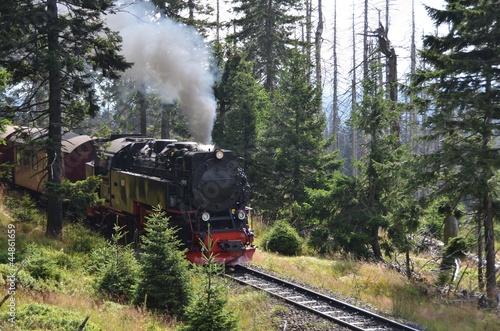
top-left (4, 195), bottom-right (45, 224)
top-left (24, 244), bottom-right (63, 282)
top-left (134, 207), bottom-right (191, 316)
top-left (254, 49), bottom-right (332, 217)
top-left (300, 171), bottom-right (371, 257)
top-left (0, 263), bottom-right (37, 288)
top-left (0, 303), bottom-right (102, 331)
top-left (229, 0), bottom-right (303, 90)
top-left (0, 116), bottom-right (12, 179)
top-left (213, 49), bottom-right (271, 187)
top-left (94, 223), bottom-right (139, 301)
top-left (56, 176), bottom-right (103, 220)
top-left (63, 223), bottom-right (108, 254)
top-left (413, 0), bottom-right (500, 297)
top-left (262, 221), bottom-right (302, 256)
top-left (179, 230), bottom-right (238, 331)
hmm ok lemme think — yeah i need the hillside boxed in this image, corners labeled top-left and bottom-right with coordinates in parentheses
top-left (1, 189), bottom-right (499, 331)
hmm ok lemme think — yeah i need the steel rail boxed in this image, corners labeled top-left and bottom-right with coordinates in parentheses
top-left (226, 265), bottom-right (421, 331)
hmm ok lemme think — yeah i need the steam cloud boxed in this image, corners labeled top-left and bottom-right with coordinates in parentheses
top-left (105, 2), bottom-right (217, 143)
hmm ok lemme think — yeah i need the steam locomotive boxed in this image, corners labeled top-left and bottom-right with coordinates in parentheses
top-left (0, 125), bottom-right (255, 265)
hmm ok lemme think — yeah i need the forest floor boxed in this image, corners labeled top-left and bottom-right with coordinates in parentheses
top-left (0, 189), bottom-right (499, 330)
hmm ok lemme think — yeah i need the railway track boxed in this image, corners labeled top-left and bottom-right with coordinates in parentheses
top-left (225, 265), bottom-right (421, 331)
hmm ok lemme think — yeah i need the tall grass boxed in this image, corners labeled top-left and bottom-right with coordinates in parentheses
top-left (250, 249), bottom-right (500, 331)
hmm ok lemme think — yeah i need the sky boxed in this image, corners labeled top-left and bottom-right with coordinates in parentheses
top-left (317, 0), bottom-right (446, 117)
top-left (105, 0), bottom-right (449, 137)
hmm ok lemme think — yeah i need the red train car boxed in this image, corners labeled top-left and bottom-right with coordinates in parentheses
top-left (0, 125), bottom-right (95, 191)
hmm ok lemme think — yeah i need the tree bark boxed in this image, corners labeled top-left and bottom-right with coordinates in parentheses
top-left (376, 23), bottom-right (400, 146)
top-left (332, 0), bottom-right (339, 150)
top-left (443, 214), bottom-right (458, 245)
top-left (138, 88), bottom-right (147, 136)
top-left (483, 194), bottom-right (497, 302)
top-left (351, 9), bottom-right (357, 177)
top-left (315, 0), bottom-right (323, 104)
top-left (46, 0), bottom-right (63, 239)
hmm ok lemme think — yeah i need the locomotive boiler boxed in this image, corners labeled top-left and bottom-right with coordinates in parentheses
top-left (86, 136), bottom-right (256, 266)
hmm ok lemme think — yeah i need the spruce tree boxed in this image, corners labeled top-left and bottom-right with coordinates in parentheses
top-left (413, 0), bottom-right (499, 303)
top-left (212, 49), bottom-right (271, 185)
top-left (228, 0), bottom-right (302, 91)
top-left (134, 208), bottom-right (191, 316)
top-left (179, 230), bottom-right (238, 331)
top-left (260, 50), bottom-right (330, 218)
top-left (0, 0), bottom-right (130, 238)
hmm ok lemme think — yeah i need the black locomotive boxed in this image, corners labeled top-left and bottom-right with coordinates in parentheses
top-left (1, 125), bottom-right (255, 265)
top-left (86, 136), bottom-right (255, 265)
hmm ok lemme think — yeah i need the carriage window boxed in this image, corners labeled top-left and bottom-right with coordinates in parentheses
top-left (23, 151), bottom-right (30, 168)
top-left (16, 151), bottom-right (21, 167)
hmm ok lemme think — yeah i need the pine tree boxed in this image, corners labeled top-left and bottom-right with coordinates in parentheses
top-left (179, 229), bottom-right (238, 331)
top-left (0, 0), bottom-right (130, 238)
top-left (134, 208), bottom-right (191, 316)
top-left (212, 49), bottom-right (271, 183)
top-left (260, 50), bottom-right (330, 218)
top-left (229, 0), bottom-right (302, 91)
top-left (352, 64), bottom-right (401, 260)
top-left (413, 0), bottom-right (500, 303)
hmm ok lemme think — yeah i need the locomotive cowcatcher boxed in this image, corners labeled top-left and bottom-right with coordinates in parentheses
top-left (85, 136), bottom-right (256, 266)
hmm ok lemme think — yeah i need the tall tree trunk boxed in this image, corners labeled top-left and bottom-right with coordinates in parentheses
top-left (265, 0), bottom-right (275, 91)
top-left (483, 194), bottom-right (496, 302)
top-left (315, 0), bottom-right (323, 106)
top-left (477, 214), bottom-right (484, 292)
top-left (351, 9), bottom-right (357, 177)
top-left (46, 0), bottom-right (63, 238)
top-left (332, 0), bottom-right (339, 150)
top-left (161, 108), bottom-right (169, 139)
top-left (305, 0), bottom-right (312, 81)
top-left (363, 0), bottom-right (368, 83)
top-left (216, 0), bottom-right (220, 44)
top-left (376, 23), bottom-right (400, 146)
top-left (481, 89), bottom-right (496, 301)
top-left (410, 0), bottom-right (417, 152)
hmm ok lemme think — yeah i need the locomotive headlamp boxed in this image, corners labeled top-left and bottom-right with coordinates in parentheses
top-left (201, 212), bottom-right (210, 222)
top-left (237, 210), bottom-right (246, 220)
top-left (215, 149), bottom-right (224, 160)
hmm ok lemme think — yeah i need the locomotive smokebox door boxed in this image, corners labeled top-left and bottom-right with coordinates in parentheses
top-left (191, 157), bottom-right (241, 212)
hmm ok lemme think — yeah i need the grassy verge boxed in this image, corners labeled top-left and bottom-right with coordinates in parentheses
top-left (1, 190), bottom-right (498, 331)
top-left (249, 250), bottom-right (500, 331)
top-left (0, 190), bottom-right (284, 331)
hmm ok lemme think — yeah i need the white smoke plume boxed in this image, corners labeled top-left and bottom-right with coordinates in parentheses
top-left (105, 1), bottom-right (217, 143)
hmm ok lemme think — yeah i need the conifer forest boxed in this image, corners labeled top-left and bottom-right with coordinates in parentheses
top-left (0, 0), bottom-right (499, 322)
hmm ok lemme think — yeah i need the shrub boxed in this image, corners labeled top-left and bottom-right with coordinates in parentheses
top-left (24, 244), bottom-right (62, 282)
top-left (0, 263), bottom-right (36, 288)
top-left (5, 194), bottom-right (44, 224)
top-left (179, 233), bottom-right (238, 331)
top-left (64, 223), bottom-right (107, 254)
top-left (262, 221), bottom-right (302, 256)
top-left (134, 208), bottom-right (191, 316)
top-left (0, 303), bottom-right (102, 331)
top-left (438, 237), bottom-right (467, 285)
top-left (94, 224), bottom-right (140, 301)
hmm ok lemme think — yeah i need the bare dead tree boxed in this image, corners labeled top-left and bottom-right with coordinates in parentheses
top-left (375, 22), bottom-right (400, 146)
top-left (351, 6), bottom-right (357, 177)
top-left (332, 0), bottom-right (339, 150)
top-left (315, 0), bottom-right (324, 105)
